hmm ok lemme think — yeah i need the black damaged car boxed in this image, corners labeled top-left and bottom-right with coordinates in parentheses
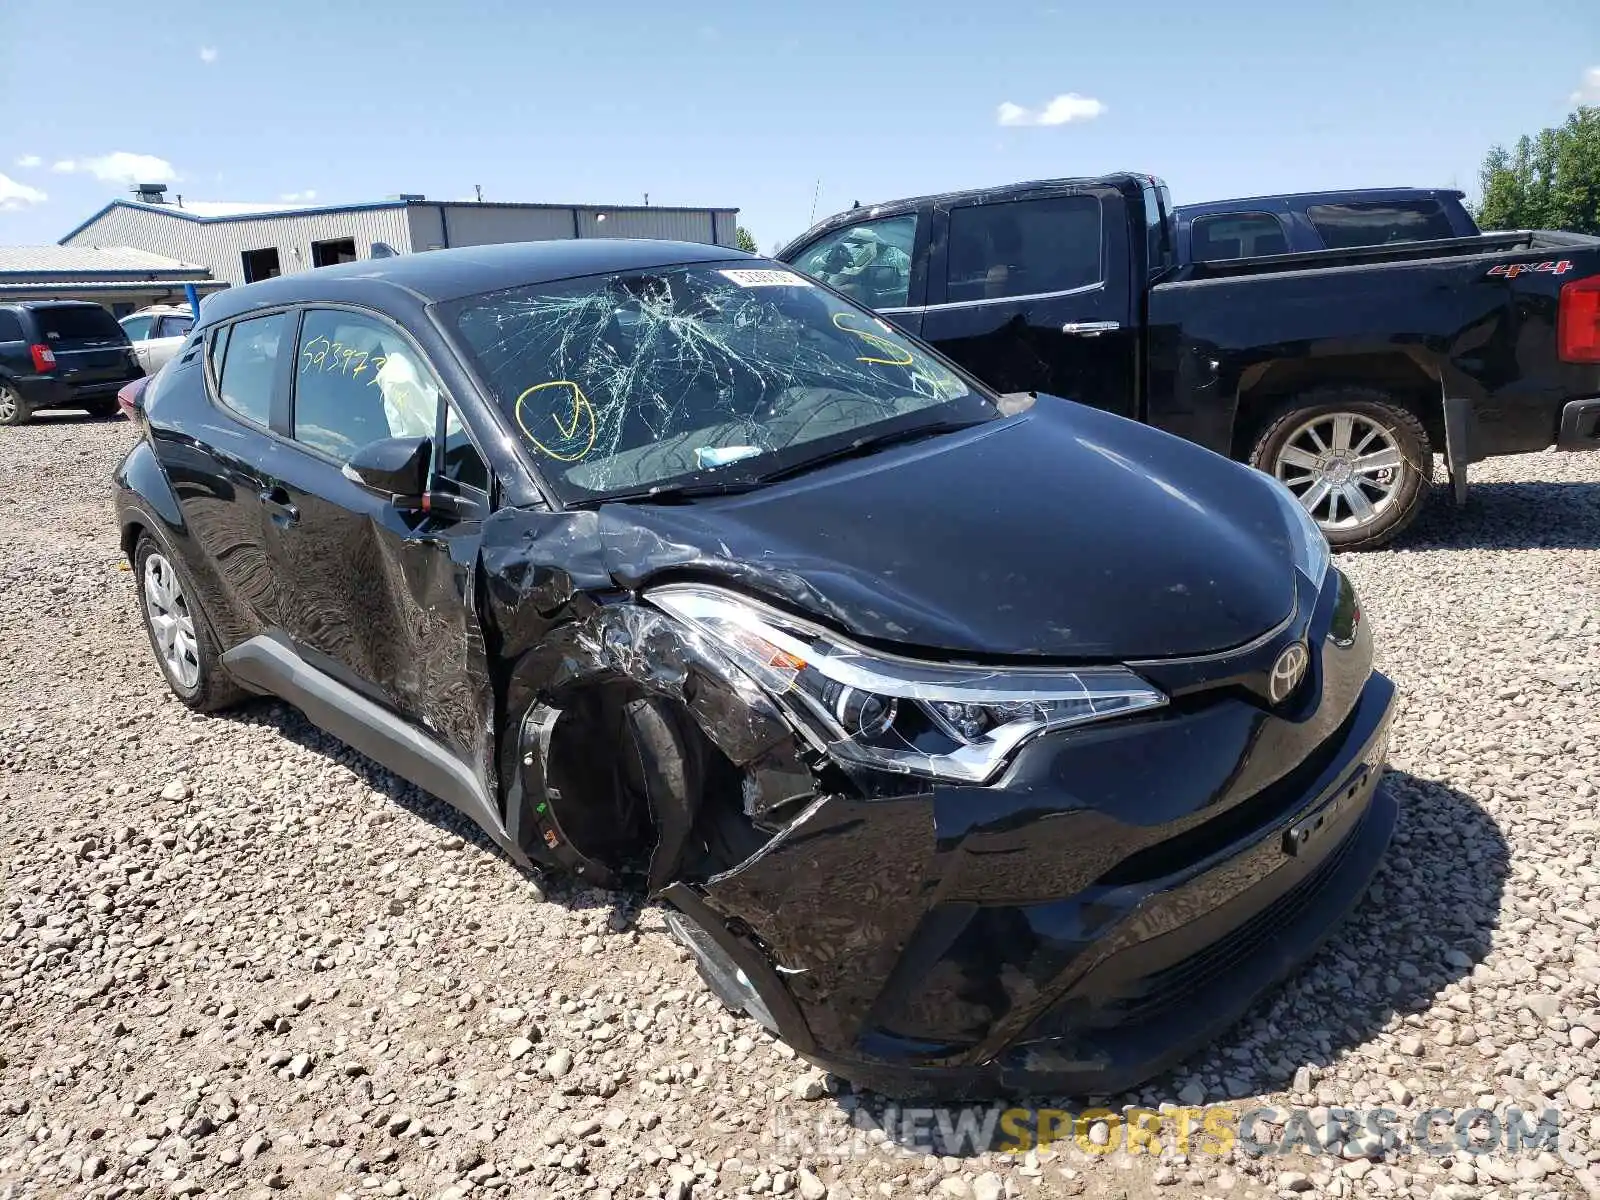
top-left (113, 240), bottom-right (1396, 1098)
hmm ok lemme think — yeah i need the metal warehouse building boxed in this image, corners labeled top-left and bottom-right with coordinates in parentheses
top-left (59, 187), bottom-right (741, 289)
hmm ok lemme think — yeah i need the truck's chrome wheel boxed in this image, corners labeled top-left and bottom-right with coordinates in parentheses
top-left (1273, 412), bottom-right (1403, 531)
top-left (143, 553), bottom-right (201, 689)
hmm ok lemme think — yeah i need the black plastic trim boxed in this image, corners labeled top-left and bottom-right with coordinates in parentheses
top-left (1557, 397), bottom-right (1600, 450)
top-left (220, 634), bottom-right (527, 867)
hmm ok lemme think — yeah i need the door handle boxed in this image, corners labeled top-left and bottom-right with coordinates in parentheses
top-left (1060, 321), bottom-right (1121, 336)
top-left (259, 487), bottom-right (300, 526)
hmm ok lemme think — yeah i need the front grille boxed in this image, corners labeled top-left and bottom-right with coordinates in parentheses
top-left (1094, 703), bottom-right (1358, 888)
top-left (1105, 823), bottom-right (1359, 1025)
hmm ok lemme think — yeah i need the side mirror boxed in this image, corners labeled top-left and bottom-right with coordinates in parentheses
top-left (342, 435), bottom-right (431, 500)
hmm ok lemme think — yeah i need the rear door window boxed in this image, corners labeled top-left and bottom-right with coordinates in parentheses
top-left (210, 312), bottom-right (287, 427)
top-left (121, 315), bottom-right (155, 341)
top-left (157, 315), bottom-right (194, 338)
top-left (1306, 200), bottom-right (1456, 249)
top-left (1190, 212), bottom-right (1290, 261)
top-left (0, 312), bottom-right (22, 342)
top-left (945, 195), bottom-right (1102, 302)
top-left (36, 306), bottom-right (127, 345)
top-left (292, 308), bottom-right (440, 461)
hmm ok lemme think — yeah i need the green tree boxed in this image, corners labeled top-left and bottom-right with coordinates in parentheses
top-left (1475, 106), bottom-right (1600, 234)
top-left (735, 225), bottom-right (758, 253)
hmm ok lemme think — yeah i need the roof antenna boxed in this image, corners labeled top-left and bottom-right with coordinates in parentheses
top-left (644, 192), bottom-right (649, 206)
top-left (851, 199), bottom-right (860, 209)
top-left (808, 178), bottom-right (822, 227)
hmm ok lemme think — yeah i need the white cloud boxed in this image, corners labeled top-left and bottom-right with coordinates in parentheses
top-left (280, 190), bottom-right (317, 202)
top-left (997, 92), bottom-right (1107, 127)
top-left (14, 154), bottom-right (41, 169)
top-left (199, 45), bottom-right (218, 64)
top-left (0, 172), bottom-right (47, 210)
top-left (51, 152), bottom-right (178, 183)
top-left (1573, 66), bottom-right (1600, 105)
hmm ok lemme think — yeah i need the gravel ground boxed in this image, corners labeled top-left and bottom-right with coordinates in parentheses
top-left (1, 413), bottom-right (1597, 1200)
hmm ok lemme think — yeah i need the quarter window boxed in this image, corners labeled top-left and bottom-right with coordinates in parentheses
top-left (209, 312), bottom-right (286, 426)
top-left (946, 195), bottom-right (1102, 303)
top-left (1190, 212), bottom-right (1290, 261)
top-left (440, 404), bottom-right (490, 492)
top-left (291, 309), bottom-right (440, 461)
top-left (121, 315), bottom-right (155, 341)
top-left (0, 312), bottom-right (22, 342)
top-left (1306, 201), bottom-right (1456, 249)
top-left (157, 315), bottom-right (194, 338)
top-left (792, 214), bottom-right (917, 308)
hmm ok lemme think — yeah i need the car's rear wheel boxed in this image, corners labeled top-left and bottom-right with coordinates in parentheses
top-left (86, 399), bottom-right (119, 419)
top-left (134, 534), bottom-right (244, 711)
top-left (1249, 388), bottom-right (1431, 551)
top-left (0, 386), bottom-right (29, 426)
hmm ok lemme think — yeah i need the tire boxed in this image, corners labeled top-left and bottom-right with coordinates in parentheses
top-left (1248, 387), bottom-right (1432, 552)
top-left (0, 385), bottom-right (30, 426)
top-left (133, 534), bottom-right (246, 712)
top-left (86, 399), bottom-right (119, 419)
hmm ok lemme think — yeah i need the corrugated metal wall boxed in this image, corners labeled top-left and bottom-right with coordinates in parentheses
top-left (63, 205), bottom-right (414, 287)
top-left (576, 208), bottom-right (713, 243)
top-left (421, 205), bottom-right (577, 249)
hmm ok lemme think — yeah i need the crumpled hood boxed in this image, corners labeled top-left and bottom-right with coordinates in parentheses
top-left (590, 399), bottom-right (1297, 660)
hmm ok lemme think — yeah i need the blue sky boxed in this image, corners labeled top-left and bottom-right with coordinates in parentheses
top-left (1, 0), bottom-right (1596, 252)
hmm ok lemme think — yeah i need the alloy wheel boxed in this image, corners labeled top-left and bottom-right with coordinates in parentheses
top-left (143, 553), bottom-right (201, 689)
top-left (1273, 412), bottom-right (1405, 531)
top-left (0, 389), bottom-right (17, 423)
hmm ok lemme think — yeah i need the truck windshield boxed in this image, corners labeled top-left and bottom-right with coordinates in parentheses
top-left (444, 264), bottom-right (988, 502)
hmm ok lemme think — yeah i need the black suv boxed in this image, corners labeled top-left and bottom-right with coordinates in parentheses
top-left (113, 240), bottom-right (1395, 1098)
top-left (0, 301), bottom-right (145, 425)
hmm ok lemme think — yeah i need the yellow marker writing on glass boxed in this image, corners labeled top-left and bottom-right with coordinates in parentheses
top-left (832, 312), bottom-right (914, 367)
top-left (515, 380), bottom-right (598, 462)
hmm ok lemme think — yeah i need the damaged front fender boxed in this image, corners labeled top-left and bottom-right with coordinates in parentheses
top-left (477, 507), bottom-right (822, 893)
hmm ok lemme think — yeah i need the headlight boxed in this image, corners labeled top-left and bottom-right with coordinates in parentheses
top-left (649, 585), bottom-right (1167, 784)
top-left (1262, 472), bottom-right (1331, 585)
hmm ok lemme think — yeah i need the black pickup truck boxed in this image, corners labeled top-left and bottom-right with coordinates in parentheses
top-left (776, 174), bottom-right (1600, 549)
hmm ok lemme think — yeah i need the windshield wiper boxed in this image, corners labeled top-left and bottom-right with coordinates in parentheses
top-left (753, 418), bottom-right (986, 484)
top-left (595, 477), bottom-right (765, 505)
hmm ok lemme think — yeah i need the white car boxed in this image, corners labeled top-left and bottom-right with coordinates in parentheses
top-left (119, 306), bottom-right (195, 374)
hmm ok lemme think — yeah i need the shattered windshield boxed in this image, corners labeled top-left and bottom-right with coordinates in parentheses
top-left (443, 263), bottom-right (989, 501)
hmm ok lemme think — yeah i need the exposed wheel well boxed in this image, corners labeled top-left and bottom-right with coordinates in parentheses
top-left (1231, 355), bottom-right (1443, 460)
top-left (537, 682), bottom-right (769, 886)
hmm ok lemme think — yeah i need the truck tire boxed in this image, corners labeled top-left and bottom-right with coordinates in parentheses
top-left (1248, 388), bottom-right (1431, 551)
top-left (0, 385), bottom-right (30, 426)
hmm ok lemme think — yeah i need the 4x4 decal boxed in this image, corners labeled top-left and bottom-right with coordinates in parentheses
top-left (1488, 259), bottom-right (1574, 279)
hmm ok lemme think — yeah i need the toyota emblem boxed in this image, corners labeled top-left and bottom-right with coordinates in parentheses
top-left (1269, 642), bottom-right (1310, 704)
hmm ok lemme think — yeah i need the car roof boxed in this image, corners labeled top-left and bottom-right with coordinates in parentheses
top-left (1, 299), bottom-right (114, 311)
top-left (125, 304), bottom-right (192, 316)
top-left (199, 239), bottom-right (753, 326)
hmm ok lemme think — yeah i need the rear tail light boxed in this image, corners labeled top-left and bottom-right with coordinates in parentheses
top-left (29, 344), bottom-right (56, 372)
top-left (1558, 275), bottom-right (1600, 363)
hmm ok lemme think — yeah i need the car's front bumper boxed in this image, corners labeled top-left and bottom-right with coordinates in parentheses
top-left (664, 568), bottom-right (1397, 1099)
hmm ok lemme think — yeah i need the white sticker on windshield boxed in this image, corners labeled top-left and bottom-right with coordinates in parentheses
top-left (719, 269), bottom-right (813, 289)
